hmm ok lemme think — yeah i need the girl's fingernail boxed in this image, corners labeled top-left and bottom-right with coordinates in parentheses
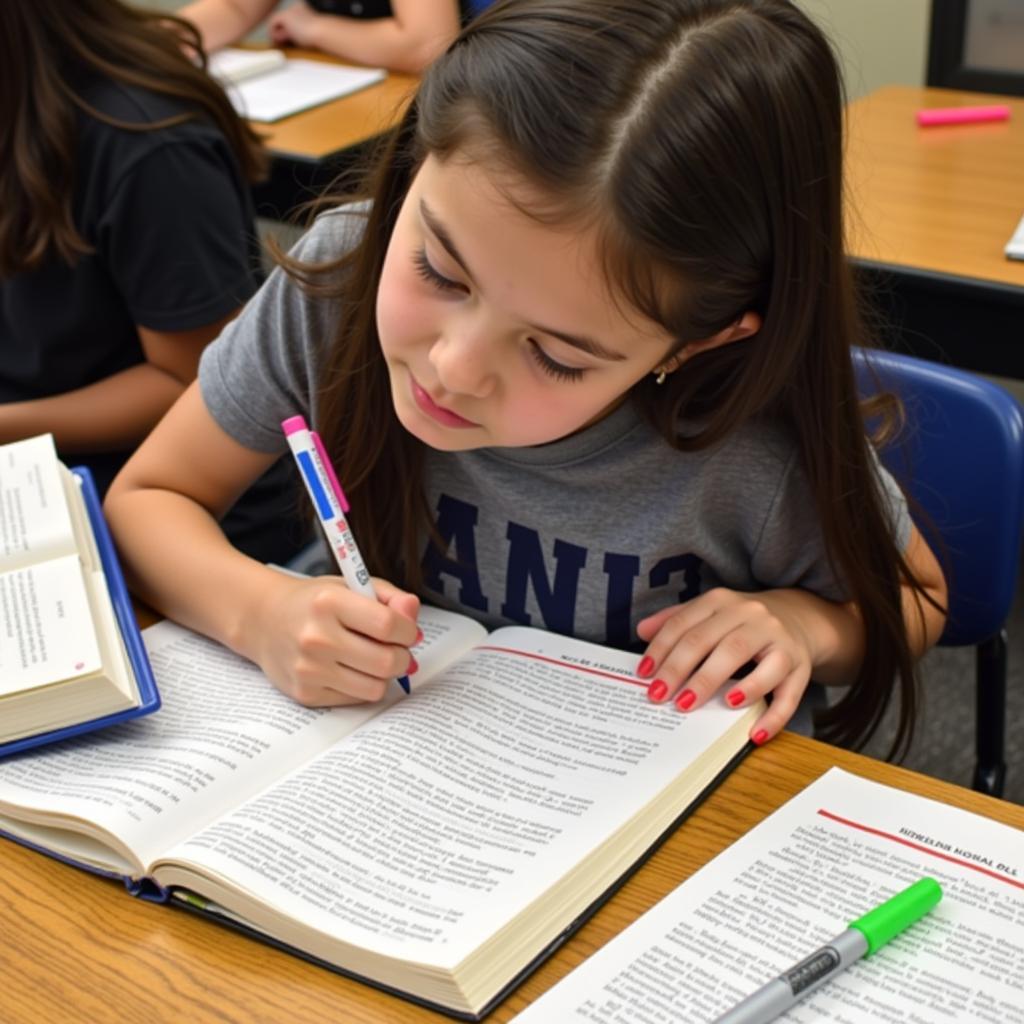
top-left (415, 628), bottom-right (424, 645)
top-left (648, 679), bottom-right (668, 702)
top-left (408, 655), bottom-right (419, 674)
top-left (727, 689), bottom-right (745, 707)
top-left (637, 655), bottom-right (655, 678)
top-left (752, 729), bottom-right (770, 745)
top-left (676, 688), bottom-right (696, 711)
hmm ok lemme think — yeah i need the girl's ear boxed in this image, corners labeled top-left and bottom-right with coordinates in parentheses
top-left (670, 310), bottom-right (762, 369)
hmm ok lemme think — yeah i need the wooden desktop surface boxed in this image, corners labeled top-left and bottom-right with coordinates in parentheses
top-left (247, 49), bottom-right (416, 162)
top-left (3, 729), bottom-right (1022, 1024)
top-left (846, 84), bottom-right (1024, 290)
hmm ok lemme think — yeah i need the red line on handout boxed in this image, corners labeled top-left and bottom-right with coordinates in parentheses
top-left (818, 809), bottom-right (1024, 890)
top-left (474, 645), bottom-right (647, 687)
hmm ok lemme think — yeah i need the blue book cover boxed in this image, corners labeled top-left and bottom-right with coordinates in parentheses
top-left (0, 464), bottom-right (159, 757)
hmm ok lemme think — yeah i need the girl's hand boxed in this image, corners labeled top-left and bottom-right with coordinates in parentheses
top-left (636, 588), bottom-right (831, 746)
top-left (268, 3), bottom-right (320, 48)
top-left (248, 573), bottom-right (421, 707)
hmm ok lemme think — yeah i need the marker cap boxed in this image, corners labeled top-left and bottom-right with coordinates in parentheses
top-left (281, 415), bottom-right (309, 436)
top-left (915, 104), bottom-right (1010, 126)
top-left (850, 877), bottom-right (942, 955)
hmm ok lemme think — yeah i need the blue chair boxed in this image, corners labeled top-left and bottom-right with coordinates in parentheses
top-left (853, 348), bottom-right (1024, 797)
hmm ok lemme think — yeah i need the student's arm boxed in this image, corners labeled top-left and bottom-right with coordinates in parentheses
top-left (268, 0), bottom-right (460, 73)
top-left (177, 0), bottom-right (278, 54)
top-left (104, 383), bottom-right (419, 707)
top-left (636, 523), bottom-right (947, 740)
top-left (0, 314), bottom-right (236, 451)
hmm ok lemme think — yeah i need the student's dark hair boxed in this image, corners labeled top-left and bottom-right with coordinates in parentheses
top-left (287, 0), bottom-right (940, 760)
top-left (0, 0), bottom-right (266, 277)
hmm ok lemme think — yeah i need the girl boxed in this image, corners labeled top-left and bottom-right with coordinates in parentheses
top-left (0, 0), bottom-right (302, 562)
top-left (106, 0), bottom-right (947, 756)
top-left (178, 0), bottom-right (489, 74)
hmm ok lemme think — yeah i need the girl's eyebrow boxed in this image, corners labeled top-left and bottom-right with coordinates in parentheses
top-left (418, 199), bottom-right (626, 362)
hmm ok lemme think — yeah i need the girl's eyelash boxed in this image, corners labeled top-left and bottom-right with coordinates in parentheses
top-left (412, 248), bottom-right (584, 382)
top-left (412, 248), bottom-right (461, 291)
top-left (529, 340), bottom-right (586, 382)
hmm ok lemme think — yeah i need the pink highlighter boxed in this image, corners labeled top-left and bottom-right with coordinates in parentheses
top-left (916, 104), bottom-right (1011, 127)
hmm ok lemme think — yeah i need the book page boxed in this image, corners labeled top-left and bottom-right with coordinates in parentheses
top-left (0, 555), bottom-right (101, 697)
top-left (513, 767), bottom-right (1024, 1023)
top-left (0, 434), bottom-right (76, 569)
top-left (222, 59), bottom-right (386, 123)
top-left (157, 626), bottom-right (756, 972)
top-left (0, 608), bottom-right (482, 873)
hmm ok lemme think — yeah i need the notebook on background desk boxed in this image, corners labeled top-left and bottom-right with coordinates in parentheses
top-left (209, 48), bottom-right (386, 123)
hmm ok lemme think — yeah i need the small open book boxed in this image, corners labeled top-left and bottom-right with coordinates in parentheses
top-left (0, 608), bottom-right (760, 1019)
top-left (0, 434), bottom-right (158, 753)
top-left (208, 47), bottom-right (387, 123)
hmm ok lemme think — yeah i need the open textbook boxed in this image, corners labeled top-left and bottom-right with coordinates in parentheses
top-left (208, 47), bottom-right (386, 122)
top-left (0, 434), bottom-right (158, 753)
top-left (0, 610), bottom-right (760, 1020)
top-left (514, 767), bottom-right (1024, 1023)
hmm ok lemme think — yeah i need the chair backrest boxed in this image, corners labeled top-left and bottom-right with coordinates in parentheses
top-left (853, 348), bottom-right (1024, 647)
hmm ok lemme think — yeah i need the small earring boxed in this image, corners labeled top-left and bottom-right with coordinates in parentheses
top-left (654, 370), bottom-right (667, 385)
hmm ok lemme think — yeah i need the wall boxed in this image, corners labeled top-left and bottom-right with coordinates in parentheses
top-left (798, 0), bottom-right (930, 99)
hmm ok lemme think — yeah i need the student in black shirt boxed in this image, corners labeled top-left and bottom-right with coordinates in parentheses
top-left (0, 0), bottom-right (303, 562)
top-left (179, 0), bottom-right (489, 73)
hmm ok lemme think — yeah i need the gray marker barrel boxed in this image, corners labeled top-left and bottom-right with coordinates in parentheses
top-left (712, 928), bottom-right (868, 1024)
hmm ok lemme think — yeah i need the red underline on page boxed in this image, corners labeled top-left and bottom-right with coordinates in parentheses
top-left (818, 808), bottom-right (1024, 890)
top-left (474, 645), bottom-right (647, 687)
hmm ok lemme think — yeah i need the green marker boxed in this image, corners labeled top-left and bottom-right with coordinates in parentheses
top-left (712, 878), bottom-right (943, 1024)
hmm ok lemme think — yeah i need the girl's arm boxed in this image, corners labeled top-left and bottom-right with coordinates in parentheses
top-left (0, 315), bottom-right (237, 451)
top-left (177, 0), bottom-right (277, 53)
top-left (636, 523), bottom-right (947, 741)
top-left (268, 0), bottom-right (461, 73)
top-left (104, 383), bottom-right (419, 706)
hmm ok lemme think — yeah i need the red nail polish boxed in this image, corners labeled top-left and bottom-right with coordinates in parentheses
top-left (752, 729), bottom-right (769, 745)
top-left (408, 655), bottom-right (419, 674)
top-left (637, 655), bottom-right (655, 678)
top-left (415, 628), bottom-right (424, 645)
top-left (648, 679), bottom-right (668, 702)
top-left (727, 689), bottom-right (745, 707)
top-left (676, 688), bottom-right (696, 711)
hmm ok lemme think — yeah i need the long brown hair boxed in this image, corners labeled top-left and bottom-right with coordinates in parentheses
top-left (288, 0), bottom-right (938, 759)
top-left (0, 0), bottom-right (266, 277)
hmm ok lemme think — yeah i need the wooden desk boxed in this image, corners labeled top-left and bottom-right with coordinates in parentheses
top-left (3, 732), bottom-right (1022, 1023)
top-left (845, 85), bottom-right (1024, 377)
top-left (248, 50), bottom-right (417, 219)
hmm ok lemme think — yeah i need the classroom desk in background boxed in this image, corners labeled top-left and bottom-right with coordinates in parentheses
top-left (3, 729), bottom-right (1023, 1024)
top-left (249, 49), bottom-right (417, 220)
top-left (845, 85), bottom-right (1024, 379)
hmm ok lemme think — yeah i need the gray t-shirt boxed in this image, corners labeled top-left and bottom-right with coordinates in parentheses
top-left (200, 207), bottom-right (910, 650)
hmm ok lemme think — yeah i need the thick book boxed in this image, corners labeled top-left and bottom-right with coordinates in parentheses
top-left (208, 47), bottom-right (387, 123)
top-left (0, 434), bottom-right (159, 755)
top-left (0, 609), bottom-right (760, 1019)
top-left (514, 767), bottom-right (1024, 1023)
